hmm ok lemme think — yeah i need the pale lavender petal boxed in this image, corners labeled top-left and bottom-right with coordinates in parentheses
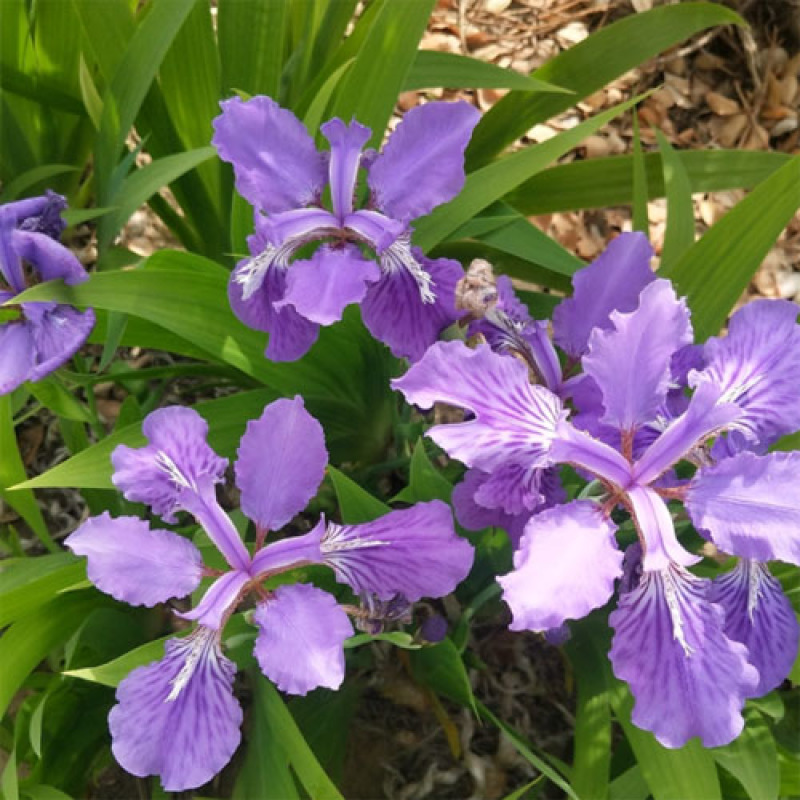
top-left (711, 559), bottom-right (799, 696)
top-left (212, 96), bottom-right (326, 214)
top-left (276, 245), bottom-right (380, 325)
top-left (498, 501), bottom-right (623, 630)
top-left (394, 341), bottom-right (566, 472)
top-left (320, 118), bottom-right (371, 220)
top-left (633, 381), bottom-right (741, 485)
top-left (250, 528), bottom-right (324, 577)
top-left (687, 451), bottom-right (800, 565)
top-left (362, 247), bottom-right (464, 362)
top-left (343, 209), bottom-right (405, 252)
top-left (473, 461), bottom-right (544, 515)
top-left (235, 396), bottom-right (327, 532)
top-left (550, 420), bottom-right (631, 487)
top-left (25, 304), bottom-right (96, 383)
top-left (260, 206), bottom-right (339, 247)
top-left (0, 322), bottom-right (34, 394)
top-left (368, 101), bottom-right (480, 223)
top-left (65, 512), bottom-right (203, 607)
top-left (109, 628), bottom-right (242, 792)
top-left (627, 485), bottom-right (699, 571)
top-left (553, 233), bottom-right (656, 358)
top-left (583, 279), bottom-right (693, 433)
top-left (11, 229), bottom-right (89, 285)
top-left (693, 299), bottom-right (800, 445)
top-left (177, 570), bottom-right (249, 631)
top-left (609, 564), bottom-right (758, 748)
top-left (253, 583), bottom-right (353, 695)
top-left (321, 500), bottom-right (473, 601)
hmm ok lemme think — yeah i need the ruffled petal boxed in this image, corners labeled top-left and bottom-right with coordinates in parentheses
top-left (177, 570), bottom-right (249, 631)
top-left (499, 501), bottom-right (623, 630)
top-left (65, 512), bottom-right (203, 607)
top-left (11, 229), bottom-right (90, 285)
top-left (320, 118), bottom-right (371, 220)
top-left (321, 500), bottom-right (473, 601)
top-left (711, 559), bottom-right (799, 696)
top-left (109, 628), bottom-right (242, 792)
top-left (253, 583), bottom-right (353, 695)
top-left (0, 322), bottom-right (34, 395)
top-left (582, 279), bottom-right (693, 433)
top-left (552, 233), bottom-right (656, 358)
top-left (25, 304), bottom-right (95, 383)
top-left (235, 396), bottom-right (328, 532)
top-left (212, 96), bottom-right (326, 214)
top-left (276, 245), bottom-right (380, 325)
top-left (452, 470), bottom-right (528, 545)
top-left (693, 299), bottom-right (800, 445)
top-left (361, 246), bottom-right (464, 362)
top-left (609, 564), bottom-right (758, 748)
top-left (473, 461), bottom-right (544, 515)
top-left (393, 341), bottom-right (567, 472)
top-left (367, 101), bottom-right (480, 223)
top-left (687, 451), bottom-right (800, 565)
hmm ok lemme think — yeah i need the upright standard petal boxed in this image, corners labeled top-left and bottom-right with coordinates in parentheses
top-left (582, 279), bottom-right (693, 433)
top-left (552, 232), bottom-right (656, 358)
top-left (393, 341), bottom-right (566, 472)
top-left (320, 118), bottom-right (371, 220)
top-left (178, 570), bottom-right (250, 631)
top-left (687, 451), bottom-right (800, 565)
top-left (11, 228), bottom-right (90, 285)
top-left (212, 96), bottom-right (326, 214)
top-left (320, 501), bottom-right (473, 601)
top-left (235, 396), bottom-right (327, 532)
top-left (361, 247), bottom-right (463, 362)
top-left (368, 101), bottom-right (480, 223)
top-left (711, 559), bottom-right (799, 696)
top-left (693, 299), bottom-right (800, 444)
top-left (253, 583), bottom-right (354, 695)
top-left (109, 628), bottom-right (242, 792)
top-left (609, 565), bottom-right (758, 748)
top-left (66, 513), bottom-right (203, 607)
top-left (0, 322), bottom-right (34, 395)
top-left (499, 501), bottom-right (623, 631)
top-left (276, 245), bottom-right (380, 325)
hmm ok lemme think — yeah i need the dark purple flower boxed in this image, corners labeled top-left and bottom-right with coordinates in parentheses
top-left (393, 233), bottom-right (800, 748)
top-left (66, 397), bottom-right (473, 791)
top-left (213, 96), bottom-right (479, 362)
top-left (0, 192), bottom-right (95, 394)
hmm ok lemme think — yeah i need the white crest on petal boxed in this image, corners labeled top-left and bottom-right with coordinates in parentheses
top-left (381, 237), bottom-right (436, 304)
top-left (321, 521), bottom-right (389, 553)
top-left (662, 567), bottom-right (694, 657)
top-left (166, 627), bottom-right (219, 702)
top-left (155, 450), bottom-right (195, 491)
top-left (745, 559), bottom-right (768, 624)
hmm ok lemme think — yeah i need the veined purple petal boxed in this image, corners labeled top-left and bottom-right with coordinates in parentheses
top-left (550, 420), bottom-right (631, 487)
top-left (250, 527), bottom-right (324, 577)
top-left (11, 229), bottom-right (90, 285)
top-left (212, 96), bottom-right (326, 214)
top-left (473, 461), bottom-right (544, 516)
top-left (368, 101), bottom-right (480, 223)
top-left (711, 559), bottom-right (799, 696)
top-left (235, 396), bottom-right (327, 532)
top-left (583, 279), bottom-right (693, 433)
top-left (609, 564), bottom-right (758, 748)
top-left (260, 206), bottom-right (339, 248)
top-left (343, 209), bottom-right (405, 253)
top-left (0, 322), bottom-right (34, 395)
top-left (552, 232), bottom-right (656, 358)
top-left (687, 451), bottom-right (800, 565)
top-left (65, 512), bottom-right (203, 607)
top-left (320, 118), bottom-right (371, 220)
top-left (177, 570), bottom-right (249, 631)
top-left (15, 190), bottom-right (67, 239)
top-left (320, 500), bottom-right (473, 601)
top-left (253, 583), bottom-right (353, 695)
top-left (394, 341), bottom-right (566, 472)
top-left (693, 299), bottom-right (800, 445)
top-left (109, 628), bottom-right (242, 792)
top-left (498, 501), bottom-right (623, 630)
top-left (632, 381), bottom-right (741, 485)
top-left (626, 485), bottom-right (699, 571)
top-left (25, 304), bottom-right (96, 383)
top-left (276, 245), bottom-right (380, 325)
top-left (362, 247), bottom-right (464, 362)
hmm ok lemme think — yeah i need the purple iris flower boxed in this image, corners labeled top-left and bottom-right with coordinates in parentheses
top-left (394, 232), bottom-right (800, 748)
top-left (66, 397), bottom-right (473, 791)
top-left (212, 96), bottom-right (480, 362)
top-left (0, 191), bottom-right (95, 394)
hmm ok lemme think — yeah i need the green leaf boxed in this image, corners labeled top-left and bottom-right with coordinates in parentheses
top-left (22, 786), bottom-right (74, 800)
top-left (404, 50), bottom-right (568, 93)
top-left (506, 150), bottom-right (791, 215)
top-left (327, 466), bottom-right (389, 524)
top-left (631, 111), bottom-right (649, 235)
top-left (28, 376), bottom-right (93, 423)
top-left (302, 59), bottom-right (354, 136)
top-left (466, 2), bottom-right (744, 168)
top-left (392, 439), bottom-right (452, 504)
top-left (414, 94), bottom-right (646, 252)
top-left (63, 634), bottom-right (172, 688)
top-left (662, 155), bottom-right (800, 340)
top-left (655, 130), bottom-right (694, 269)
top-left (0, 164), bottom-right (78, 204)
top-left (410, 636), bottom-right (476, 713)
top-left (344, 631), bottom-right (421, 650)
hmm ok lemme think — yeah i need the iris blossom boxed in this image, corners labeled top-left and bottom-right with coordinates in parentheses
top-left (66, 397), bottom-right (473, 790)
top-left (212, 96), bottom-right (479, 362)
top-left (395, 233), bottom-right (800, 748)
top-left (0, 192), bottom-right (95, 394)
